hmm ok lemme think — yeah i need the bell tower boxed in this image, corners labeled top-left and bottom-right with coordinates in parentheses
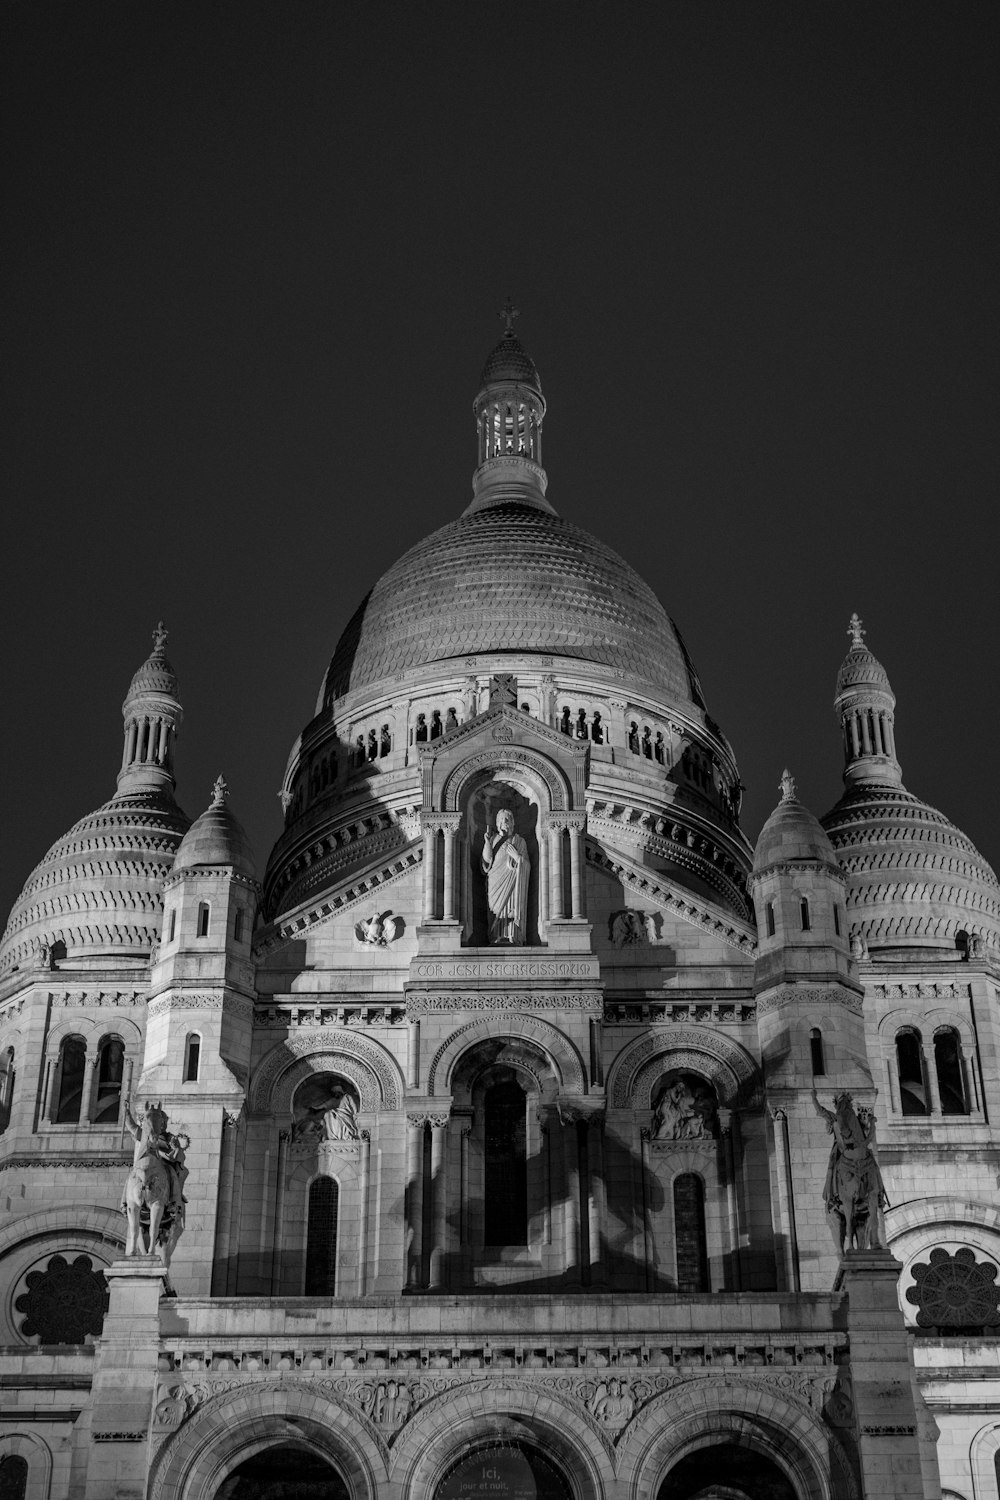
top-left (467, 301), bottom-right (551, 514)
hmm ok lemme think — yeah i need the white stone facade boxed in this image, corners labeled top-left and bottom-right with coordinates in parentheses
top-left (0, 326), bottom-right (996, 1500)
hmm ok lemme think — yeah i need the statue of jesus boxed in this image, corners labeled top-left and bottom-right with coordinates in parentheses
top-left (481, 808), bottom-right (530, 945)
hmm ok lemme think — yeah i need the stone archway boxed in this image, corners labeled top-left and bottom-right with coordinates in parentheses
top-left (213, 1441), bottom-right (351, 1499)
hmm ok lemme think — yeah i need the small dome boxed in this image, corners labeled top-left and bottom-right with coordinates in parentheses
top-left (821, 783), bottom-right (1000, 955)
top-left (126, 623), bottom-right (179, 701)
top-left (174, 779), bottom-right (256, 879)
top-left (480, 330), bottom-right (542, 392)
top-left (0, 790), bottom-right (190, 977)
top-left (835, 613), bottom-right (892, 698)
top-left (754, 771), bottom-right (840, 875)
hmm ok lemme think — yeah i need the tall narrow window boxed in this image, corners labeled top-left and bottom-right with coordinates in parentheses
top-left (484, 1077), bottom-right (527, 1246)
top-left (55, 1036), bottom-right (86, 1123)
top-left (800, 897), bottom-right (811, 931)
top-left (93, 1037), bottom-right (124, 1123)
top-left (197, 902), bottom-right (210, 938)
top-left (896, 1029), bottom-right (928, 1116)
top-left (305, 1177), bottom-right (339, 1294)
top-left (810, 1028), bottom-right (826, 1077)
top-left (673, 1173), bottom-right (709, 1292)
top-left (833, 904), bottom-right (841, 936)
top-left (184, 1033), bottom-right (201, 1083)
top-left (168, 909), bottom-right (176, 942)
top-left (934, 1029), bottom-right (968, 1115)
top-left (0, 1454), bottom-right (28, 1500)
top-left (0, 1047), bottom-right (14, 1133)
top-left (765, 901), bottom-right (775, 938)
top-left (233, 907), bottom-right (244, 943)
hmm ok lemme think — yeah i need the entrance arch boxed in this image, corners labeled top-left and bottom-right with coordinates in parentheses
top-left (214, 1443), bottom-right (350, 1499)
top-left (148, 1385), bottom-right (386, 1500)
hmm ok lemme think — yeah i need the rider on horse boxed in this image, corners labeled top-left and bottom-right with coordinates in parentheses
top-left (121, 1098), bottom-right (189, 1219)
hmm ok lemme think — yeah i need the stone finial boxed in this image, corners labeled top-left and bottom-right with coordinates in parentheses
top-left (152, 620), bottom-right (169, 652)
top-left (211, 775), bottom-right (229, 809)
top-left (779, 769), bottom-right (797, 803)
top-left (498, 297), bottom-right (520, 334)
top-left (847, 612), bottom-right (866, 649)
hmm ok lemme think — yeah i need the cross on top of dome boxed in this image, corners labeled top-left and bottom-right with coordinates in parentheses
top-left (498, 297), bottom-right (520, 334)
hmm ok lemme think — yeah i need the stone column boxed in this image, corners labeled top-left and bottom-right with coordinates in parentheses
top-left (269, 1128), bottom-right (290, 1294)
top-left (566, 812), bottom-right (586, 919)
top-left (548, 820), bottom-right (565, 920)
top-left (562, 1110), bottom-right (581, 1282)
top-left (211, 1109), bottom-right (241, 1296)
top-left (357, 1130), bottom-right (371, 1296)
top-left (922, 1042), bottom-right (942, 1115)
top-left (442, 826), bottom-right (456, 921)
top-left (640, 1128), bottom-right (654, 1292)
top-left (407, 1019), bottom-right (420, 1089)
top-left (719, 1108), bottom-right (743, 1291)
top-left (587, 1113), bottom-right (607, 1285)
top-left (769, 1105), bottom-right (800, 1292)
top-left (427, 1114), bottom-right (449, 1290)
top-left (79, 1052), bottom-right (96, 1124)
top-left (421, 817), bottom-right (438, 921)
top-left (405, 1115), bottom-right (425, 1289)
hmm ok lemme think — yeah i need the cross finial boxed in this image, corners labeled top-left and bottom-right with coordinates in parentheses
top-left (847, 612), bottom-right (866, 649)
top-left (152, 620), bottom-right (168, 652)
top-left (498, 297), bottom-right (519, 335)
top-left (211, 774), bottom-right (229, 809)
top-left (779, 768), bottom-right (797, 803)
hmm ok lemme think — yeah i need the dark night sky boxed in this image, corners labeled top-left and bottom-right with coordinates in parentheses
top-left (2, 2), bottom-right (998, 926)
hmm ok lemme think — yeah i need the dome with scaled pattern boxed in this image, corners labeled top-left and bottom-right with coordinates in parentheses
top-left (320, 320), bottom-right (706, 710)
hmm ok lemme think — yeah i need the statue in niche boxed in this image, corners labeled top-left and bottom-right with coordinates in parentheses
top-left (292, 1080), bottom-right (360, 1144)
top-left (651, 1075), bottom-right (715, 1140)
top-left (481, 808), bottom-right (530, 945)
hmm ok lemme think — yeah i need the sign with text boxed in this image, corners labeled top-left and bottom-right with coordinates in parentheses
top-left (437, 1446), bottom-right (569, 1500)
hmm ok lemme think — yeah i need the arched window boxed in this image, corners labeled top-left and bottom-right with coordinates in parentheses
top-left (305, 1177), bottom-right (339, 1295)
top-left (414, 713), bottom-right (428, 743)
top-left (92, 1037), bottom-right (124, 1123)
top-left (484, 1076), bottom-right (527, 1246)
top-left (800, 897), bottom-right (811, 931)
top-left (183, 1033), bottom-right (201, 1083)
top-left (197, 902), bottom-right (210, 938)
top-left (54, 1035), bottom-right (86, 1123)
top-left (810, 1028), bottom-right (826, 1077)
top-left (673, 1173), bottom-right (709, 1292)
top-left (765, 901), bottom-right (775, 938)
top-left (0, 1047), bottom-right (14, 1134)
top-left (0, 1454), bottom-right (28, 1499)
top-left (934, 1028), bottom-right (968, 1115)
top-left (896, 1028), bottom-right (928, 1115)
top-left (560, 707), bottom-right (571, 736)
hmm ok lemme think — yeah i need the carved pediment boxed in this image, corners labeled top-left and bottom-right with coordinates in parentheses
top-left (419, 706), bottom-right (586, 811)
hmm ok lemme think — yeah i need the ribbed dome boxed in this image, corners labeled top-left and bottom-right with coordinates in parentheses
top-left (126, 627), bottom-right (179, 701)
top-left (836, 644), bottom-right (891, 695)
top-left (174, 796), bottom-right (256, 879)
top-left (480, 330), bottom-right (541, 391)
top-left (754, 776), bottom-right (840, 875)
top-left (320, 500), bottom-right (706, 706)
top-left (821, 784), bottom-right (1000, 954)
top-left (0, 790), bottom-right (190, 977)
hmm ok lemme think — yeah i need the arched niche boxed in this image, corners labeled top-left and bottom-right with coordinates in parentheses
top-left (248, 1032), bottom-right (404, 1118)
top-left (429, 1016), bottom-right (586, 1097)
top-left (459, 767), bottom-right (548, 946)
top-left (290, 1072), bottom-right (362, 1148)
top-left (607, 1030), bottom-right (760, 1113)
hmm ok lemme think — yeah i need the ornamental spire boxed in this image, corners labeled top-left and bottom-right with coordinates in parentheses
top-left (211, 775), bottom-right (229, 809)
top-left (467, 308), bottom-right (552, 517)
top-left (116, 626), bottom-right (183, 800)
top-left (498, 297), bottom-right (520, 334)
top-left (847, 612), bottom-right (866, 649)
top-left (833, 615), bottom-right (902, 790)
top-left (780, 769), bottom-right (797, 803)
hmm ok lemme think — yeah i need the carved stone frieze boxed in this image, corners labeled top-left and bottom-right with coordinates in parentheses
top-left (147, 993), bottom-right (253, 1020)
top-left (0, 1155), bottom-right (131, 1172)
top-left (249, 1029), bottom-right (403, 1114)
top-left (756, 987), bottom-right (863, 1018)
top-left (406, 990), bottom-right (602, 1015)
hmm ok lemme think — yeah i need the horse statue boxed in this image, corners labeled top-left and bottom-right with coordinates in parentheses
top-left (814, 1091), bottom-right (888, 1253)
top-left (121, 1098), bottom-right (189, 1266)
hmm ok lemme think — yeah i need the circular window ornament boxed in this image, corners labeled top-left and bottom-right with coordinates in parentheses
top-left (906, 1247), bottom-right (1000, 1333)
top-left (14, 1253), bottom-right (109, 1344)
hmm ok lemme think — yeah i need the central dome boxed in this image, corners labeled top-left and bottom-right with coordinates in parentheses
top-left (320, 499), bottom-right (705, 707)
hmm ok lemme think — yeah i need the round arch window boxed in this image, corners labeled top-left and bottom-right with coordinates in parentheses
top-left (437, 1443), bottom-right (572, 1500)
top-left (214, 1443), bottom-right (350, 1499)
top-left (658, 1444), bottom-right (796, 1500)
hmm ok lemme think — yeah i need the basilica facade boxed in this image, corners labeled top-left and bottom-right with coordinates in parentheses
top-left (1, 322), bottom-right (998, 1500)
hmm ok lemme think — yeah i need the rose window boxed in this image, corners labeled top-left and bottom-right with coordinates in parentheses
top-left (14, 1253), bottom-right (109, 1344)
top-left (906, 1247), bottom-right (1000, 1333)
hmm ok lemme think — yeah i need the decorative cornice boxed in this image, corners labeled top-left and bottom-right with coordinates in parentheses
top-left (406, 991), bottom-right (602, 1015)
top-left (588, 846), bottom-right (756, 955)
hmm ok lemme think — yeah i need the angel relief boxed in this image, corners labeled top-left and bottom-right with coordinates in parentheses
top-left (355, 910), bottom-right (401, 946)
